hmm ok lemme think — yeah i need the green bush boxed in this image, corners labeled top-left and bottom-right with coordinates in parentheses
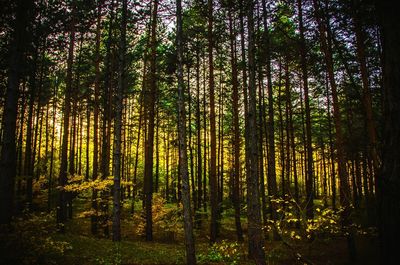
top-left (0, 212), bottom-right (72, 265)
top-left (197, 240), bottom-right (241, 265)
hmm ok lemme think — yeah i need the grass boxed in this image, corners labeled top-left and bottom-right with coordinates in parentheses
top-left (0, 194), bottom-right (379, 265)
top-left (52, 233), bottom-right (186, 265)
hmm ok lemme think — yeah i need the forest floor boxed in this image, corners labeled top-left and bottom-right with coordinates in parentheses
top-left (0, 194), bottom-right (379, 265)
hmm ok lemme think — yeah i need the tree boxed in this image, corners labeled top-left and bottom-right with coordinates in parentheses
top-left (228, 0), bottom-right (243, 242)
top-left (57, 1), bottom-right (76, 232)
top-left (176, 1), bottom-right (196, 263)
top-left (207, 0), bottom-right (218, 243)
top-left (112, 0), bottom-right (127, 242)
top-left (297, 0), bottom-right (314, 220)
top-left (375, 1), bottom-right (400, 264)
top-left (246, 0), bottom-right (266, 264)
top-left (0, 0), bottom-right (33, 225)
top-left (144, 0), bottom-right (159, 241)
top-left (91, 0), bottom-right (102, 236)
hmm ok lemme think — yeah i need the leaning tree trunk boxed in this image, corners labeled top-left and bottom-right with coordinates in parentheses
top-left (313, 0), bottom-right (354, 260)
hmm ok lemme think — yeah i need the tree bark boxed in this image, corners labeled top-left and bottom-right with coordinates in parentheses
top-left (176, 1), bottom-right (197, 263)
top-left (144, 0), bottom-right (159, 241)
top-left (0, 0), bottom-right (31, 225)
top-left (57, 3), bottom-right (76, 231)
top-left (247, 1), bottom-right (266, 264)
top-left (375, 1), bottom-right (400, 264)
top-left (207, 0), bottom-right (218, 243)
top-left (297, 0), bottom-right (314, 219)
top-left (112, 0), bottom-right (127, 242)
top-left (228, 0), bottom-right (243, 242)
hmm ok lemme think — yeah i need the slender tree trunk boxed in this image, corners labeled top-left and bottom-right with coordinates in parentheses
top-left (298, 0), bottom-right (314, 219)
top-left (261, 0), bottom-right (278, 212)
top-left (112, 0), bottom-right (127, 242)
top-left (375, 1), bottom-right (400, 264)
top-left (202, 55), bottom-right (207, 212)
top-left (247, 0), bottom-right (266, 263)
top-left (144, 0), bottom-right (159, 241)
top-left (228, 1), bottom-right (243, 241)
top-left (101, 0), bottom-right (115, 237)
top-left (284, 61), bottom-right (291, 196)
top-left (195, 50), bottom-right (202, 213)
top-left (207, 0), bottom-right (218, 243)
top-left (352, 0), bottom-right (379, 175)
top-left (57, 4), bottom-right (76, 231)
top-left (25, 50), bottom-right (37, 209)
top-left (48, 86), bottom-right (57, 211)
top-left (277, 62), bottom-right (285, 196)
top-left (176, 1), bottom-right (196, 262)
top-left (0, 0), bottom-right (31, 225)
top-left (91, 0), bottom-right (102, 235)
top-left (313, 0), bottom-right (354, 260)
top-left (185, 66), bottom-right (195, 209)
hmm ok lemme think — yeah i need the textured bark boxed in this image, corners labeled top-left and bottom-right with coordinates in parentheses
top-left (228, 0), bottom-right (243, 242)
top-left (176, 1), bottom-right (196, 263)
top-left (25, 50), bottom-right (37, 209)
top-left (298, 0), bottom-right (314, 219)
top-left (144, 0), bottom-right (158, 241)
top-left (57, 4), bottom-right (76, 232)
top-left (207, 0), bottom-right (218, 243)
top-left (0, 0), bottom-right (31, 225)
top-left (112, 0), bottom-right (127, 242)
top-left (246, 1), bottom-right (266, 264)
top-left (91, 0), bottom-right (102, 235)
top-left (261, 0), bottom-right (278, 206)
top-left (195, 50), bottom-right (202, 212)
top-left (313, 0), bottom-right (355, 260)
top-left (375, 1), bottom-right (400, 264)
top-left (352, 0), bottom-right (379, 175)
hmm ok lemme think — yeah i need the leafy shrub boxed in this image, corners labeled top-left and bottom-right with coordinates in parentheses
top-left (132, 194), bottom-right (183, 241)
top-left (264, 196), bottom-right (377, 242)
top-left (0, 212), bottom-right (72, 264)
top-left (197, 240), bottom-right (241, 265)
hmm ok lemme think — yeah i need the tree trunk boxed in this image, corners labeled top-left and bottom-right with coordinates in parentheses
top-left (144, 0), bottom-right (158, 241)
top-left (298, 0), bottom-right (314, 219)
top-left (261, 0), bottom-right (278, 212)
top-left (247, 1), bottom-right (266, 264)
top-left (57, 4), bottom-right (76, 231)
top-left (228, 1), bottom-right (243, 241)
top-left (91, 0), bottom-right (102, 235)
top-left (375, 1), bottom-right (400, 264)
top-left (313, 0), bottom-right (354, 260)
top-left (207, 0), bottom-right (218, 243)
top-left (0, 0), bottom-right (31, 225)
top-left (112, 0), bottom-right (127, 242)
top-left (176, 1), bottom-right (196, 263)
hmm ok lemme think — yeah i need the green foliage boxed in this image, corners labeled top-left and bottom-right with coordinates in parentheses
top-left (0, 212), bottom-right (72, 264)
top-left (265, 196), bottom-right (377, 242)
top-left (197, 240), bottom-right (241, 265)
top-left (132, 194), bottom-right (183, 241)
top-left (63, 174), bottom-right (113, 193)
